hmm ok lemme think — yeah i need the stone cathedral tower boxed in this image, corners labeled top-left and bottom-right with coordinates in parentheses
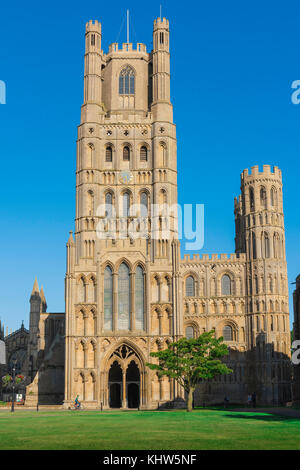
top-left (234, 166), bottom-right (291, 404)
top-left (64, 17), bottom-right (182, 409)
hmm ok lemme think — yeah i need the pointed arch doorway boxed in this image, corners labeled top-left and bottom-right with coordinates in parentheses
top-left (107, 344), bottom-right (142, 409)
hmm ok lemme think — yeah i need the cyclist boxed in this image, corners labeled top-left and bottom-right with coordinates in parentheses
top-left (74, 394), bottom-right (81, 409)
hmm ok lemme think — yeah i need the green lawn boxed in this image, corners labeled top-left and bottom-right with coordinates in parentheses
top-left (0, 408), bottom-right (299, 450)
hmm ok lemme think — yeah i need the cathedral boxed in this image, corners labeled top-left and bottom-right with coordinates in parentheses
top-left (3, 16), bottom-right (292, 408)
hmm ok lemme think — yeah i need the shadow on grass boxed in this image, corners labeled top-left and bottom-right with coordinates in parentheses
top-left (222, 413), bottom-right (294, 422)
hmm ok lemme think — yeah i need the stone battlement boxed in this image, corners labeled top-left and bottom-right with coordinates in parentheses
top-left (181, 253), bottom-right (246, 263)
top-left (242, 165), bottom-right (282, 181)
top-left (85, 20), bottom-right (101, 34)
top-left (153, 17), bottom-right (169, 29)
top-left (108, 42), bottom-right (147, 54)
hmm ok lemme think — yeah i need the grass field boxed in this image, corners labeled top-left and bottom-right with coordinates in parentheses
top-left (0, 408), bottom-right (299, 450)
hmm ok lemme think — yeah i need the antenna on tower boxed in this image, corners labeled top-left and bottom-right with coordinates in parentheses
top-left (127, 9), bottom-right (129, 43)
top-left (160, 4), bottom-right (162, 20)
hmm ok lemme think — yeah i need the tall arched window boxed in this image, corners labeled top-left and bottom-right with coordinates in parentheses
top-left (105, 192), bottom-right (113, 217)
top-left (104, 267), bottom-right (113, 330)
top-left (106, 146), bottom-right (112, 162)
top-left (186, 276), bottom-right (195, 297)
top-left (185, 326), bottom-right (194, 339)
top-left (87, 190), bottom-right (94, 216)
top-left (140, 192), bottom-right (148, 217)
top-left (123, 146), bottom-right (130, 161)
top-left (255, 275), bottom-right (259, 294)
top-left (158, 142), bottom-right (166, 167)
top-left (252, 232), bottom-right (257, 259)
top-left (119, 66), bottom-right (135, 95)
top-left (260, 187), bottom-right (267, 209)
top-left (249, 187), bottom-right (255, 212)
top-left (118, 263), bottom-right (130, 330)
top-left (223, 325), bottom-right (233, 341)
top-left (261, 232), bottom-right (270, 258)
top-left (271, 187), bottom-right (277, 208)
top-left (273, 233), bottom-right (280, 258)
top-left (221, 274), bottom-right (231, 295)
top-left (140, 146), bottom-right (148, 162)
top-left (123, 192), bottom-right (130, 217)
top-left (135, 266), bottom-right (145, 330)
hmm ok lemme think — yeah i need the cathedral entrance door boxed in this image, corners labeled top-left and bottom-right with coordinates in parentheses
top-left (109, 383), bottom-right (121, 408)
top-left (109, 361), bottom-right (122, 408)
top-left (127, 383), bottom-right (139, 408)
top-left (126, 361), bottom-right (140, 408)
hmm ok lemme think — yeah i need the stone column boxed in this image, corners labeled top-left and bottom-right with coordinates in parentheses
top-left (122, 370), bottom-right (127, 408)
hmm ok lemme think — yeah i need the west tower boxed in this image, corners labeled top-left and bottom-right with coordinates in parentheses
top-left (64, 17), bottom-right (182, 409)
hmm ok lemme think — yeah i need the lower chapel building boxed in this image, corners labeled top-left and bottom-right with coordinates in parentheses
top-left (3, 17), bottom-right (292, 408)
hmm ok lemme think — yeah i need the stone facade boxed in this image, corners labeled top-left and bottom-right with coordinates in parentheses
top-left (11, 16), bottom-right (292, 408)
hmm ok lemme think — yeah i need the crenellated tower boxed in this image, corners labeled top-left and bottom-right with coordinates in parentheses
top-left (64, 16), bottom-right (183, 410)
top-left (235, 165), bottom-right (291, 404)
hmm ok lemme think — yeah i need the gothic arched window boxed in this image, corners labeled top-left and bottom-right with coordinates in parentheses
top-left (249, 187), bottom-right (255, 212)
top-left (260, 187), bottom-right (267, 209)
top-left (118, 263), bottom-right (130, 330)
top-left (252, 232), bottom-right (257, 259)
top-left (122, 192), bottom-right (130, 217)
top-left (185, 326), bottom-right (194, 339)
top-left (140, 192), bottom-right (148, 217)
top-left (140, 146), bottom-right (148, 162)
top-left (123, 146), bottom-right (130, 161)
top-left (119, 66), bottom-right (135, 95)
top-left (223, 325), bottom-right (233, 341)
top-left (186, 276), bottom-right (195, 297)
top-left (135, 266), bottom-right (145, 330)
top-left (262, 232), bottom-right (270, 258)
top-left (104, 266), bottom-right (113, 330)
top-left (105, 192), bottom-right (113, 217)
top-left (106, 146), bottom-right (112, 162)
top-left (271, 187), bottom-right (277, 208)
top-left (221, 274), bottom-right (232, 295)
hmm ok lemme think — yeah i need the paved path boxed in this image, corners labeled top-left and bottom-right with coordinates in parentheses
top-left (228, 407), bottom-right (300, 419)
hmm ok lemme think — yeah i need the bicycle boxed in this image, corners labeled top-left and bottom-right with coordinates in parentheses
top-left (69, 403), bottom-right (84, 411)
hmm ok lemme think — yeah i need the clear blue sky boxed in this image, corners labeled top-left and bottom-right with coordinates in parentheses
top-left (0, 0), bottom-right (299, 332)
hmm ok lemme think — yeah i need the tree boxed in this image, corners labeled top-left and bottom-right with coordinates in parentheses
top-left (146, 330), bottom-right (232, 412)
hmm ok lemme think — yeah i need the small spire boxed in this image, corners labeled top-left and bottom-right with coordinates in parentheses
top-left (40, 286), bottom-right (48, 312)
top-left (67, 230), bottom-right (75, 245)
top-left (31, 277), bottom-right (40, 296)
top-left (40, 286), bottom-right (45, 301)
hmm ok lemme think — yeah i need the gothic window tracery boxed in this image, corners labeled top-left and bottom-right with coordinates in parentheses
top-left (119, 66), bottom-right (135, 95)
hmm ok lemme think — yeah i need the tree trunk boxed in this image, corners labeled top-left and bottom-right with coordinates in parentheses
top-left (187, 387), bottom-right (194, 412)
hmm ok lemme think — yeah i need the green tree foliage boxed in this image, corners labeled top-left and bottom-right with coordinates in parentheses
top-left (146, 331), bottom-right (232, 412)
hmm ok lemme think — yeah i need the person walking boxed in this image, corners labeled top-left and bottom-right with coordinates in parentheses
top-left (252, 392), bottom-right (256, 408)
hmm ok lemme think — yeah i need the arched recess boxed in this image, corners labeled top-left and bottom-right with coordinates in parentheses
top-left (216, 320), bottom-right (238, 342)
top-left (184, 321), bottom-right (199, 339)
top-left (102, 341), bottom-right (146, 409)
top-left (85, 372), bottom-right (96, 401)
top-left (77, 276), bottom-right (86, 303)
top-left (157, 141), bottom-right (167, 167)
top-left (151, 275), bottom-right (160, 303)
